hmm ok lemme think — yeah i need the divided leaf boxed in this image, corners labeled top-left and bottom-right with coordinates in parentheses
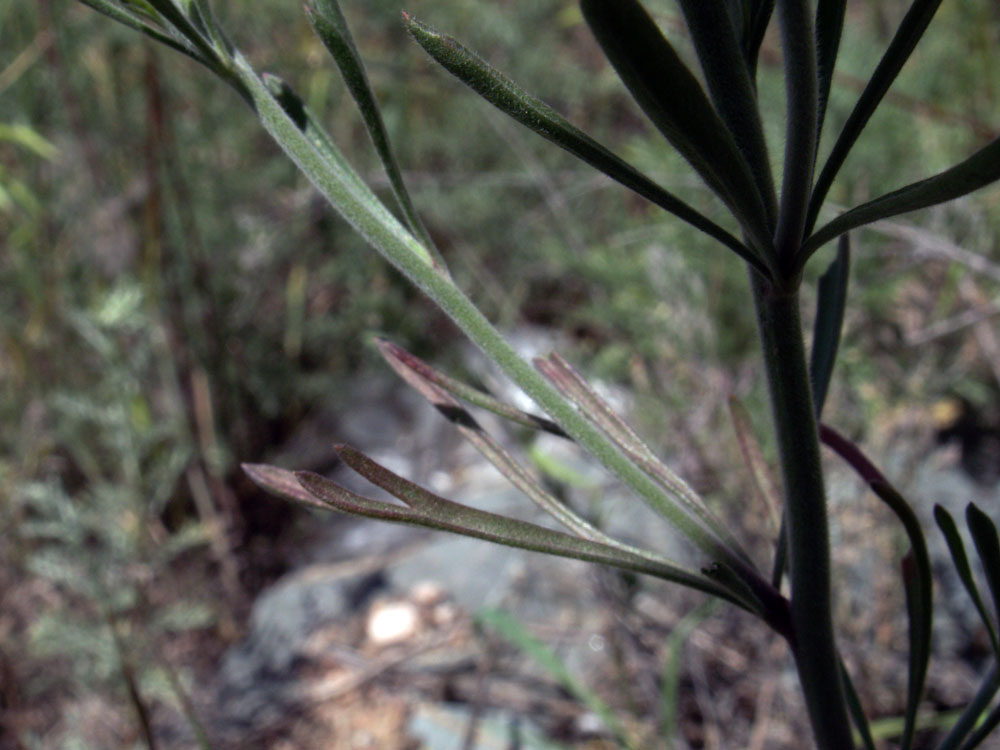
top-left (402, 13), bottom-right (766, 274)
top-left (294, 448), bottom-right (745, 604)
top-left (308, 0), bottom-right (447, 273)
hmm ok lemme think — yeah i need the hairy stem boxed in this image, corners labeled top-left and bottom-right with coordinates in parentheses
top-left (751, 274), bottom-right (853, 750)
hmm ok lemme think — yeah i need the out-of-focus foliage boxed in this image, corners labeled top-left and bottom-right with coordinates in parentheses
top-left (3, 0), bottom-right (1000, 746)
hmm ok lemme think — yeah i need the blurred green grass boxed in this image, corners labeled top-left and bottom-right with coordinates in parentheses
top-left (2, 0), bottom-right (1000, 746)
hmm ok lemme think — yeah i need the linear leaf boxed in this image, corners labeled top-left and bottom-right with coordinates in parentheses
top-left (295, 454), bottom-right (745, 605)
top-left (307, 0), bottom-right (447, 273)
top-left (967, 504), bottom-right (1000, 652)
top-left (728, 397), bottom-right (781, 530)
top-left (804, 136), bottom-right (1000, 261)
top-left (402, 14), bottom-right (768, 275)
top-left (809, 234), bottom-right (850, 417)
top-left (934, 505), bottom-right (1000, 660)
top-left (373, 341), bottom-right (611, 543)
top-left (814, 0), bottom-right (847, 142)
top-left (867, 479), bottom-right (933, 750)
top-left (375, 338), bottom-right (567, 437)
top-left (231, 53), bottom-right (444, 274)
top-left (535, 352), bottom-right (754, 567)
top-left (807, 0), bottom-right (947, 236)
top-left (675, 0), bottom-right (776, 225)
top-left (773, 0), bottom-right (817, 260)
top-left (820, 424), bottom-right (932, 748)
top-left (745, 0), bottom-right (775, 78)
top-left (578, 0), bottom-right (775, 263)
top-left (77, 0), bottom-right (200, 61)
top-left (242, 463), bottom-right (340, 512)
top-left (935, 665), bottom-right (999, 750)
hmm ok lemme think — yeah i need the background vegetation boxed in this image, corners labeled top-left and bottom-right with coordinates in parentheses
top-left (2, 0), bottom-right (1000, 747)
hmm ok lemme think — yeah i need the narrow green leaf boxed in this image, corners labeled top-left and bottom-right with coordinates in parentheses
top-left (231, 53), bottom-right (443, 274)
top-left (958, 699), bottom-right (1000, 750)
top-left (675, 0), bottom-right (776, 226)
top-left (402, 13), bottom-right (768, 275)
top-left (578, 0), bottom-right (775, 263)
top-left (77, 0), bottom-right (199, 60)
top-left (375, 338), bottom-right (567, 437)
top-left (870, 481), bottom-right (932, 750)
top-left (841, 660), bottom-right (877, 750)
top-left (745, 0), bottom-right (775, 78)
top-left (807, 0), bottom-right (946, 237)
top-left (809, 234), bottom-right (850, 417)
top-left (373, 342), bottom-right (613, 543)
top-left (967, 504), bottom-right (1000, 648)
top-left (820, 424), bottom-right (932, 749)
top-left (804, 136), bottom-right (1000, 262)
top-left (936, 666), bottom-right (999, 750)
top-left (476, 608), bottom-right (636, 750)
top-left (307, 0), bottom-right (447, 273)
top-left (241, 463), bottom-right (338, 512)
top-left (536, 352), bottom-right (755, 568)
top-left (773, 0), bottom-right (818, 260)
top-left (142, 0), bottom-right (223, 68)
top-left (934, 505), bottom-right (1000, 660)
top-left (296, 456), bottom-right (744, 604)
top-left (814, 0), bottom-right (847, 142)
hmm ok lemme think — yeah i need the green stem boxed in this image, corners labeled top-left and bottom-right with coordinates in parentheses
top-left (751, 274), bottom-right (853, 750)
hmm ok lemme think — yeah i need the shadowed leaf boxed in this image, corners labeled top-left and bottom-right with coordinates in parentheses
top-left (242, 463), bottom-right (336, 512)
top-left (841, 661), bottom-right (877, 750)
top-left (814, 0), bottom-right (847, 141)
top-left (401, 13), bottom-right (768, 274)
top-left (307, 0), bottom-right (446, 272)
top-left (745, 0), bottom-right (775, 77)
top-left (578, 0), bottom-right (775, 263)
top-left (807, 0), bottom-right (946, 237)
top-left (675, 0), bottom-right (776, 224)
top-left (809, 234), bottom-right (850, 416)
top-left (804, 136), bottom-right (1000, 261)
top-left (820, 424), bottom-right (932, 748)
top-left (967, 505), bottom-right (1000, 652)
top-left (934, 505), bottom-right (1000, 660)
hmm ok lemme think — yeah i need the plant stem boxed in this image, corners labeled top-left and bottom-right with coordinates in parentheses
top-left (751, 273), bottom-right (853, 750)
